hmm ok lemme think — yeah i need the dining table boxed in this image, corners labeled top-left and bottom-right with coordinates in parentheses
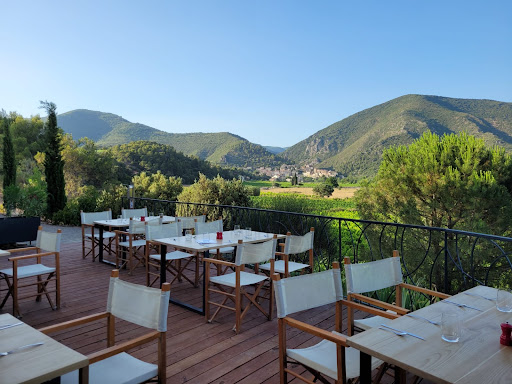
top-left (93, 215), bottom-right (175, 265)
top-left (346, 285), bottom-right (512, 384)
top-left (149, 229), bottom-right (286, 314)
top-left (0, 313), bottom-right (89, 384)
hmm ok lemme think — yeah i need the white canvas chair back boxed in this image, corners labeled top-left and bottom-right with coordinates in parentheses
top-left (80, 210), bottom-right (112, 225)
top-left (178, 215), bottom-right (206, 230)
top-left (195, 219), bottom-right (223, 235)
top-left (235, 237), bottom-right (276, 266)
top-left (284, 231), bottom-right (314, 254)
top-left (145, 222), bottom-right (183, 240)
top-left (106, 275), bottom-right (170, 332)
top-left (36, 229), bottom-right (62, 253)
top-left (274, 268), bottom-right (343, 318)
top-left (122, 207), bottom-right (148, 219)
top-left (344, 257), bottom-right (403, 294)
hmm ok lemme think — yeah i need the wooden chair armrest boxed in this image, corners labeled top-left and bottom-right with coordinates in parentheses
top-left (39, 312), bottom-right (110, 334)
top-left (399, 283), bottom-right (450, 299)
top-left (88, 331), bottom-right (160, 364)
top-left (8, 251), bottom-right (57, 261)
top-left (114, 230), bottom-right (130, 236)
top-left (341, 299), bottom-right (401, 320)
top-left (348, 293), bottom-right (409, 315)
top-left (82, 224), bottom-right (94, 228)
top-left (204, 258), bottom-right (235, 267)
top-left (283, 317), bottom-right (348, 346)
top-left (7, 246), bottom-right (38, 253)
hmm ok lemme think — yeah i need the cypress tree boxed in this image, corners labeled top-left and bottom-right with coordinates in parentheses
top-left (40, 101), bottom-right (66, 216)
top-left (2, 117), bottom-right (16, 190)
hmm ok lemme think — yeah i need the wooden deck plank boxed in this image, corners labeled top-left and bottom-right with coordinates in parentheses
top-left (0, 240), bottom-right (398, 384)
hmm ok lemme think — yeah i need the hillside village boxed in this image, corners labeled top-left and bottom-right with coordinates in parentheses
top-left (253, 164), bottom-right (338, 182)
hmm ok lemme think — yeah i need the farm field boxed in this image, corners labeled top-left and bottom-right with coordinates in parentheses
top-left (261, 186), bottom-right (359, 199)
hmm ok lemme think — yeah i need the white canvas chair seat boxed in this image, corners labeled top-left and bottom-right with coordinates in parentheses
top-left (145, 222), bottom-right (199, 288)
top-left (0, 264), bottom-right (56, 279)
top-left (91, 231), bottom-right (115, 239)
top-left (210, 270), bottom-right (268, 288)
top-left (119, 239), bottom-right (147, 248)
top-left (61, 352), bottom-right (157, 384)
top-left (218, 246), bottom-right (235, 254)
top-left (205, 236), bottom-right (277, 333)
top-left (149, 250), bottom-right (193, 262)
top-left (287, 331), bottom-right (383, 381)
top-left (39, 270), bottom-right (170, 384)
top-left (0, 226), bottom-right (61, 318)
top-left (259, 259), bottom-right (308, 274)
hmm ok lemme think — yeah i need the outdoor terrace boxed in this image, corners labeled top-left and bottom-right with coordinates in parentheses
top-left (0, 225), bottom-right (421, 384)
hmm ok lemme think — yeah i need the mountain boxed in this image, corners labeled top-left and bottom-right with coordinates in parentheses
top-left (264, 146), bottom-right (287, 154)
top-left (57, 109), bottom-right (285, 168)
top-left (282, 95), bottom-right (512, 179)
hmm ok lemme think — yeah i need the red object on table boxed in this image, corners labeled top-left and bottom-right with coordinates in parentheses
top-left (500, 322), bottom-right (512, 346)
top-left (216, 231), bottom-right (223, 239)
top-left (141, 216), bottom-right (145, 222)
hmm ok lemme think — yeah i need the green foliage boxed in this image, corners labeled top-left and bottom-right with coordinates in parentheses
top-left (96, 184), bottom-right (126, 217)
top-left (177, 174), bottom-right (251, 221)
top-left (41, 101), bottom-right (67, 216)
top-left (132, 171), bottom-right (183, 201)
top-left (356, 131), bottom-right (512, 233)
top-left (283, 95), bottom-right (512, 179)
top-left (109, 141), bottom-right (246, 184)
top-left (2, 185), bottom-right (20, 216)
top-left (324, 176), bottom-right (339, 188)
top-left (61, 135), bottom-right (118, 197)
top-left (2, 118), bottom-right (16, 190)
top-left (313, 183), bottom-right (334, 197)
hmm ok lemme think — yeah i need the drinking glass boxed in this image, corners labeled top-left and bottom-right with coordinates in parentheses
top-left (497, 289), bottom-right (512, 312)
top-left (441, 312), bottom-right (461, 342)
top-left (117, 215), bottom-right (122, 220)
top-left (185, 230), bottom-right (193, 241)
top-left (245, 227), bottom-right (252, 239)
top-left (234, 225), bottom-right (241, 236)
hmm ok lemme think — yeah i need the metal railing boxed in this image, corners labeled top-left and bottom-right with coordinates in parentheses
top-left (123, 197), bottom-right (512, 300)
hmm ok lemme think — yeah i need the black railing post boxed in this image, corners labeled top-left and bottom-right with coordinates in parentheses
top-left (444, 231), bottom-right (449, 294)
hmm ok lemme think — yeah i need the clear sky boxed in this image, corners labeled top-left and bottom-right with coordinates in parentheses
top-left (1, 1), bottom-right (511, 147)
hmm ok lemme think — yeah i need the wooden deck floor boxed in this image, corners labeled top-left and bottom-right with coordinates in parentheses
top-left (0, 241), bottom-right (398, 384)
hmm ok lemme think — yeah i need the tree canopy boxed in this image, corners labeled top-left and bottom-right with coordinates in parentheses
top-left (355, 131), bottom-right (512, 235)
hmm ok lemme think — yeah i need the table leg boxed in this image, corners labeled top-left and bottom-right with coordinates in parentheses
top-left (395, 365), bottom-right (406, 384)
top-left (360, 351), bottom-right (372, 384)
top-left (164, 245), bottom-right (205, 315)
top-left (79, 366), bottom-right (89, 384)
top-left (96, 225), bottom-right (116, 267)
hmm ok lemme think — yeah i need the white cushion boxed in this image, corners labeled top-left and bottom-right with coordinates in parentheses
top-left (61, 352), bottom-right (157, 384)
top-left (259, 259), bottom-right (309, 273)
top-left (354, 312), bottom-right (394, 331)
top-left (287, 331), bottom-right (382, 380)
top-left (150, 250), bottom-right (194, 261)
top-left (119, 240), bottom-right (146, 248)
top-left (0, 264), bottom-right (55, 278)
top-left (210, 271), bottom-right (267, 288)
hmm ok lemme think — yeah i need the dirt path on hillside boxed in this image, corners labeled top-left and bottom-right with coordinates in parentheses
top-left (261, 187), bottom-right (359, 199)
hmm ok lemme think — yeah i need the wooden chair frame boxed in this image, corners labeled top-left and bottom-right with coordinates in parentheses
top-left (145, 242), bottom-right (199, 288)
top-left (0, 228), bottom-right (61, 318)
top-left (275, 227), bottom-right (314, 278)
top-left (344, 250), bottom-right (450, 336)
top-left (274, 262), bottom-right (380, 384)
top-left (81, 209), bottom-right (114, 261)
top-left (204, 237), bottom-right (276, 334)
top-left (39, 270), bottom-right (170, 384)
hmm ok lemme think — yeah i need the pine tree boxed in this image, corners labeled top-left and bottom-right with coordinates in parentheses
top-left (2, 117), bottom-right (16, 190)
top-left (40, 101), bottom-right (66, 216)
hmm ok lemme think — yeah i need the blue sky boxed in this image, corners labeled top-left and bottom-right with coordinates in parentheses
top-left (1, 1), bottom-right (511, 147)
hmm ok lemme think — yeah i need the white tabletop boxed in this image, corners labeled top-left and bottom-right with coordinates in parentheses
top-left (94, 215), bottom-right (175, 227)
top-left (152, 230), bottom-right (285, 252)
top-left (0, 313), bottom-right (89, 384)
